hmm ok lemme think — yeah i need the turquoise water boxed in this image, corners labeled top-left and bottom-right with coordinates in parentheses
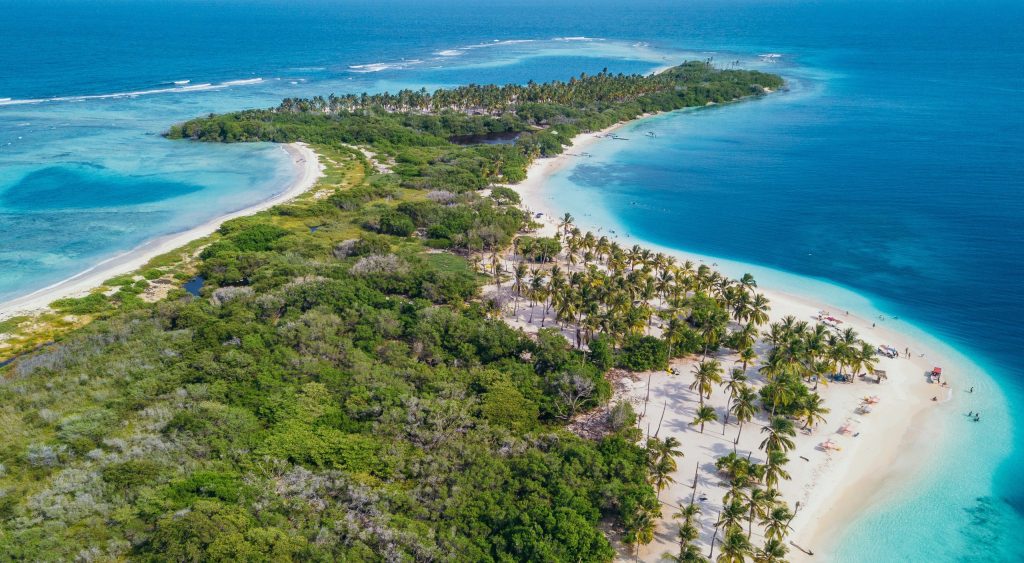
top-left (2, 0), bottom-right (1022, 559)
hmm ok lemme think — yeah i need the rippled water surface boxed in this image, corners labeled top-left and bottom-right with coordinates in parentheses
top-left (2, 1), bottom-right (1022, 559)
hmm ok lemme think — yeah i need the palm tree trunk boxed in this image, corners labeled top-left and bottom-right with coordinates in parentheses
top-left (708, 520), bottom-right (721, 559)
top-left (642, 374), bottom-right (651, 419)
top-left (654, 402), bottom-right (667, 438)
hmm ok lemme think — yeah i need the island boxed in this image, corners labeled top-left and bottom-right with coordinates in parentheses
top-left (0, 63), bottom-right (937, 562)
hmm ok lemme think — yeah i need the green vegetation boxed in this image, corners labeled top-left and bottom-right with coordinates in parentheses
top-left (50, 292), bottom-right (112, 315)
top-left (483, 213), bottom-right (878, 560)
top-left (168, 61), bottom-right (782, 193)
top-left (0, 63), bottom-right (797, 560)
top-left (0, 141), bottom-right (645, 562)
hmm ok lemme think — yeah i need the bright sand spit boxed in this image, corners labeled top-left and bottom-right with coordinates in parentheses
top-left (509, 127), bottom-right (952, 561)
top-left (0, 142), bottom-right (323, 319)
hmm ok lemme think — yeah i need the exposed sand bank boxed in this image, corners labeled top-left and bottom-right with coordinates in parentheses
top-left (0, 142), bottom-right (323, 319)
top-left (509, 127), bottom-right (952, 561)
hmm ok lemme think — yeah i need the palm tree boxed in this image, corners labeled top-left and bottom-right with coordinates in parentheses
top-left (722, 369), bottom-right (747, 426)
top-left (489, 251), bottom-right (502, 288)
top-left (669, 502), bottom-right (707, 562)
top-left (810, 358), bottom-right (832, 390)
top-left (858, 341), bottom-right (879, 377)
top-left (674, 501), bottom-right (702, 528)
top-left (716, 527), bottom-right (753, 563)
top-left (723, 483), bottom-right (750, 508)
top-left (731, 323), bottom-right (758, 354)
top-left (717, 499), bottom-right (747, 535)
top-left (527, 269), bottom-right (546, 324)
top-left (666, 544), bottom-right (709, 563)
top-left (747, 293), bottom-right (771, 327)
top-left (557, 212), bottom-right (575, 242)
top-left (739, 273), bottom-right (758, 294)
top-left (764, 451), bottom-right (791, 489)
top-left (691, 405), bottom-right (718, 434)
top-left (730, 386), bottom-right (759, 447)
top-left (698, 318), bottom-right (727, 359)
top-left (650, 456), bottom-right (677, 500)
top-left (664, 316), bottom-right (689, 359)
top-left (754, 538), bottom-right (788, 563)
top-left (763, 376), bottom-right (796, 417)
top-left (760, 505), bottom-right (793, 542)
top-left (738, 347), bottom-right (757, 372)
top-left (512, 262), bottom-right (528, 315)
top-left (745, 488), bottom-right (772, 539)
top-left (648, 436), bottom-right (684, 471)
top-left (759, 416), bottom-right (796, 453)
top-left (799, 393), bottom-right (830, 430)
top-left (690, 359), bottom-right (724, 406)
top-left (626, 507), bottom-right (656, 562)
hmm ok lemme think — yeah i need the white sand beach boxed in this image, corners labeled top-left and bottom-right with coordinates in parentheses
top-left (0, 142), bottom-right (322, 319)
top-left (506, 130), bottom-right (953, 561)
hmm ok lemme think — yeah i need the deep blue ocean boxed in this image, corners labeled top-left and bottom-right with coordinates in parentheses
top-left (2, 0), bottom-right (1022, 560)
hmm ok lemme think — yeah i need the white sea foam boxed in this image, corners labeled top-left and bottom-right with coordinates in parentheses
top-left (463, 39), bottom-right (537, 50)
top-left (349, 63), bottom-right (395, 73)
top-left (0, 78), bottom-right (263, 107)
top-left (172, 79), bottom-right (190, 85)
top-left (348, 59), bottom-right (423, 73)
top-left (219, 78), bottom-right (263, 86)
top-left (552, 36), bottom-right (600, 41)
top-left (436, 49), bottom-right (464, 57)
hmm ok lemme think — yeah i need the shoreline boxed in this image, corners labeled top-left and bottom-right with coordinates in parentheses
top-left (513, 118), bottom-right (953, 560)
top-left (0, 142), bottom-right (323, 320)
